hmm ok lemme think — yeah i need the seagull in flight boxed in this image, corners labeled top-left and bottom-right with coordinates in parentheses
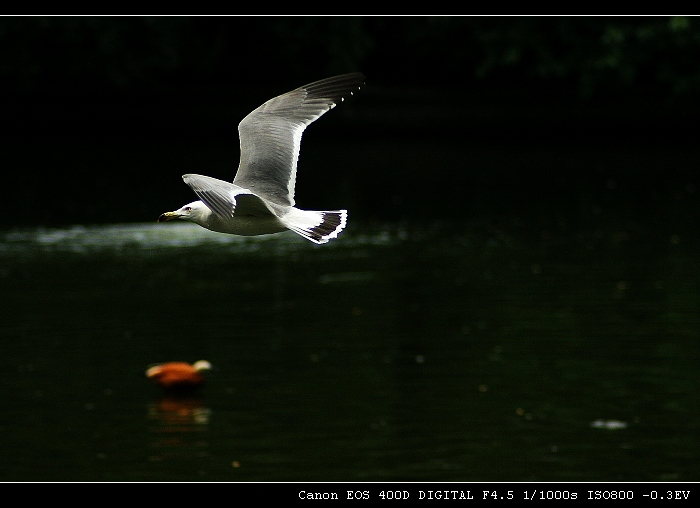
top-left (158, 72), bottom-right (365, 244)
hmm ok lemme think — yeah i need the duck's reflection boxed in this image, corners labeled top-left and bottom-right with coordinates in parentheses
top-left (147, 396), bottom-right (211, 460)
top-left (148, 396), bottom-right (211, 431)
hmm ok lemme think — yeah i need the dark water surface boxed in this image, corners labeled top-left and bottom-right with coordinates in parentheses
top-left (1, 221), bottom-right (698, 482)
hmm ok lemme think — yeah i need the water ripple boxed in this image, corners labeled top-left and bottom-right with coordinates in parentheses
top-left (0, 222), bottom-right (400, 255)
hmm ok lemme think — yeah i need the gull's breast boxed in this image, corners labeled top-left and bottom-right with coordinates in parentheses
top-left (206, 213), bottom-right (288, 236)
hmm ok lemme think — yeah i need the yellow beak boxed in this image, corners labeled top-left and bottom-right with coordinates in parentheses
top-left (157, 211), bottom-right (179, 222)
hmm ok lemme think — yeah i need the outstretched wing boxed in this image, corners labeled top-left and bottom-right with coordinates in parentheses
top-left (183, 174), bottom-right (280, 219)
top-left (233, 72), bottom-right (365, 207)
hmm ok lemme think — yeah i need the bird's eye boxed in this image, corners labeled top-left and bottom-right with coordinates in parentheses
top-left (184, 206), bottom-right (192, 212)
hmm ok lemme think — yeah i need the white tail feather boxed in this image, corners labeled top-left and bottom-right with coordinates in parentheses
top-left (281, 209), bottom-right (348, 244)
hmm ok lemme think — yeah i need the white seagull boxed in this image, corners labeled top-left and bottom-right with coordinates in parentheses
top-left (158, 72), bottom-right (365, 244)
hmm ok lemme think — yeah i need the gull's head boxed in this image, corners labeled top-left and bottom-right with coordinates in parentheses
top-left (158, 201), bottom-right (209, 224)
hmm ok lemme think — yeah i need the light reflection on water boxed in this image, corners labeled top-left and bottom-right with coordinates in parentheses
top-left (0, 222), bottom-right (398, 253)
top-left (0, 222), bottom-right (698, 481)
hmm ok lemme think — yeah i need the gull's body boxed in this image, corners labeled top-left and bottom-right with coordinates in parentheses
top-left (158, 73), bottom-right (365, 244)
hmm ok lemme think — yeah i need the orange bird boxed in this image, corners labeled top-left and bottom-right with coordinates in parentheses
top-left (145, 360), bottom-right (212, 390)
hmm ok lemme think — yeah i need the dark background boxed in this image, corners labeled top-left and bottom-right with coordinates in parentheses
top-left (2, 16), bottom-right (699, 231)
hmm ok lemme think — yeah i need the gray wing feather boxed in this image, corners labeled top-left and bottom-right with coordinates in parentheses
top-left (183, 174), bottom-right (245, 219)
top-left (183, 174), bottom-right (276, 218)
top-left (233, 73), bottom-right (365, 207)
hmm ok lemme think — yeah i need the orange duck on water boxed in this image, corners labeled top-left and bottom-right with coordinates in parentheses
top-left (146, 360), bottom-right (212, 391)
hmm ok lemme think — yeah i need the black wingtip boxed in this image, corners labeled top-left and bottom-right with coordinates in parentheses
top-left (302, 73), bottom-right (366, 101)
